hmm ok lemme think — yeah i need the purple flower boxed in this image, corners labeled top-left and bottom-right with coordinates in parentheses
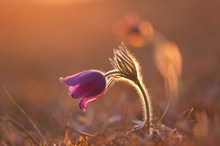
top-left (60, 70), bottom-right (106, 111)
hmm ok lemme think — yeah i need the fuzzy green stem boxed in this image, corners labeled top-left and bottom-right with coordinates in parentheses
top-left (135, 80), bottom-right (151, 133)
top-left (104, 70), bottom-right (152, 134)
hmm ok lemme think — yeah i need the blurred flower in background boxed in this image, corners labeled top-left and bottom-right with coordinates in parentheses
top-left (113, 14), bottom-right (154, 47)
top-left (153, 37), bottom-right (182, 102)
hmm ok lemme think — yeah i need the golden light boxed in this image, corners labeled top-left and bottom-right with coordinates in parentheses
top-left (31, 0), bottom-right (103, 4)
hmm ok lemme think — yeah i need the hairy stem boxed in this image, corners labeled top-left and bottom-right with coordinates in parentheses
top-left (104, 70), bottom-right (152, 133)
top-left (135, 80), bottom-right (152, 132)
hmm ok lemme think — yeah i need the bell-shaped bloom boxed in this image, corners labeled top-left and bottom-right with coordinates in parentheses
top-left (60, 70), bottom-right (106, 111)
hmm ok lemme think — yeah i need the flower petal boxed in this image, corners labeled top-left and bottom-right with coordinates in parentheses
top-left (60, 70), bottom-right (104, 86)
top-left (79, 93), bottom-right (103, 111)
top-left (69, 78), bottom-right (106, 98)
top-left (68, 85), bottom-right (81, 98)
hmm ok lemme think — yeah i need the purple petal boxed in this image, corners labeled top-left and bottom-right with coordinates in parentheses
top-left (60, 70), bottom-right (104, 86)
top-left (69, 78), bottom-right (106, 98)
top-left (68, 85), bottom-right (81, 98)
top-left (79, 93), bottom-right (103, 111)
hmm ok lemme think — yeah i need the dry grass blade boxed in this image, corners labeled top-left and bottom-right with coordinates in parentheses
top-left (2, 84), bottom-right (47, 145)
top-left (70, 126), bottom-right (96, 137)
top-left (157, 81), bottom-right (172, 123)
top-left (0, 116), bottom-right (40, 145)
top-left (175, 108), bottom-right (194, 131)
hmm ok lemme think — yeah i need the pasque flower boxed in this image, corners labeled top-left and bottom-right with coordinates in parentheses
top-left (60, 44), bottom-right (153, 135)
top-left (60, 70), bottom-right (106, 111)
